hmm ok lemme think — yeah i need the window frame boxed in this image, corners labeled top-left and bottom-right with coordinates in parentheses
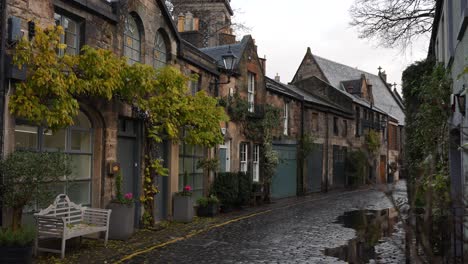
top-left (247, 72), bottom-right (255, 113)
top-left (253, 144), bottom-right (260, 182)
top-left (124, 14), bottom-right (142, 65)
top-left (14, 112), bottom-right (94, 209)
top-left (333, 117), bottom-right (339, 136)
top-left (153, 30), bottom-right (168, 69)
top-left (240, 143), bottom-right (248, 173)
top-left (283, 102), bottom-right (289, 136)
top-left (54, 11), bottom-right (81, 56)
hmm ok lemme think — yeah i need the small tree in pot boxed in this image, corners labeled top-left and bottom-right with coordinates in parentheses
top-left (0, 151), bottom-right (71, 263)
top-left (196, 195), bottom-right (220, 217)
top-left (107, 172), bottom-right (135, 240)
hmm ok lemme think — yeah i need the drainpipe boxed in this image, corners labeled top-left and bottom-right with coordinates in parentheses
top-left (0, 0), bottom-right (7, 227)
top-left (324, 112), bottom-right (329, 192)
top-left (299, 96), bottom-right (305, 196)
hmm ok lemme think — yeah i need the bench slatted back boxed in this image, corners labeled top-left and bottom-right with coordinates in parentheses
top-left (37, 194), bottom-right (83, 225)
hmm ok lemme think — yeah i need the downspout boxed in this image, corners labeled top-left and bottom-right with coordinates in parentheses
top-left (0, 0), bottom-right (7, 227)
top-left (298, 96), bottom-right (305, 196)
top-left (324, 112), bottom-right (329, 192)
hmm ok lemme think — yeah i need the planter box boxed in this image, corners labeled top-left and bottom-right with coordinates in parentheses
top-left (197, 204), bottom-right (219, 217)
top-left (173, 195), bottom-right (194, 222)
top-left (107, 202), bottom-right (135, 240)
top-left (0, 245), bottom-right (32, 264)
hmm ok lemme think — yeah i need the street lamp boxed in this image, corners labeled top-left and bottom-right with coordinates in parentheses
top-left (455, 87), bottom-right (466, 116)
top-left (211, 46), bottom-right (238, 96)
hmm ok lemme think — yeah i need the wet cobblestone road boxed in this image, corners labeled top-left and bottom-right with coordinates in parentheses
top-left (124, 183), bottom-right (407, 264)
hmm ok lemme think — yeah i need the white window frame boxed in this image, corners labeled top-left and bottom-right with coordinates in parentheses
top-left (240, 143), bottom-right (248, 173)
top-left (253, 144), bottom-right (260, 182)
top-left (248, 72), bottom-right (255, 112)
top-left (283, 102), bottom-right (289, 135)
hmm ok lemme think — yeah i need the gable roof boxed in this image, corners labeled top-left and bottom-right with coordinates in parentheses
top-left (312, 55), bottom-right (405, 125)
top-left (199, 35), bottom-right (250, 70)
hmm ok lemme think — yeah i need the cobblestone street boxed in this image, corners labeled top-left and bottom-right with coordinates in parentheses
top-left (122, 182), bottom-right (407, 264)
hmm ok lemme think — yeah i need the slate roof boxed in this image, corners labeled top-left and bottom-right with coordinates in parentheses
top-left (266, 77), bottom-right (352, 116)
top-left (312, 55), bottom-right (405, 125)
top-left (200, 36), bottom-right (249, 70)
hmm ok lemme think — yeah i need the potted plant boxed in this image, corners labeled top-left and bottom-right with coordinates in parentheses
top-left (0, 151), bottom-right (71, 263)
top-left (196, 195), bottom-right (220, 217)
top-left (173, 185), bottom-right (194, 222)
top-left (107, 172), bottom-right (135, 240)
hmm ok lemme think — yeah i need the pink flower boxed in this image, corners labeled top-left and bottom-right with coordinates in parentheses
top-left (124, 193), bottom-right (133, 200)
top-left (183, 185), bottom-right (192, 192)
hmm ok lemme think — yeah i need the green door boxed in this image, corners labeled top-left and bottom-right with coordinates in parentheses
top-left (333, 145), bottom-right (347, 187)
top-left (271, 144), bottom-right (297, 199)
top-left (307, 144), bottom-right (323, 193)
top-left (219, 148), bottom-right (227, 172)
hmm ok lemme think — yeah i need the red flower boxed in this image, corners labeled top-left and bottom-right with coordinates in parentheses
top-left (183, 185), bottom-right (192, 192)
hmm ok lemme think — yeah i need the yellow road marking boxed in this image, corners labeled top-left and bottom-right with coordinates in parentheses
top-left (114, 188), bottom-right (368, 263)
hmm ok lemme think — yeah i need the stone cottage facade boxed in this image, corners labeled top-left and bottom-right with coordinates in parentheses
top-left (0, 0), bottom-right (223, 226)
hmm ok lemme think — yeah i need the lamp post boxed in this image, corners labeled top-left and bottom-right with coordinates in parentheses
top-left (211, 46), bottom-right (237, 96)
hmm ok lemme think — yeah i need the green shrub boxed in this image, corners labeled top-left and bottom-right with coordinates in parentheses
top-left (345, 149), bottom-right (367, 186)
top-left (0, 151), bottom-right (72, 230)
top-left (237, 171), bottom-right (252, 206)
top-left (0, 227), bottom-right (35, 247)
top-left (197, 195), bottom-right (220, 207)
top-left (211, 172), bottom-right (238, 206)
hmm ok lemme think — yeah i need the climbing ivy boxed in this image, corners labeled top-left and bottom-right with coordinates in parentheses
top-left (402, 58), bottom-right (451, 258)
top-left (365, 129), bottom-right (381, 155)
top-left (12, 25), bottom-right (228, 226)
top-left (222, 93), bottom-right (281, 201)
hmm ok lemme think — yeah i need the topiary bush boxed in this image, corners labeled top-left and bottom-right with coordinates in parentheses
top-left (211, 172), bottom-right (239, 207)
top-left (237, 171), bottom-right (252, 206)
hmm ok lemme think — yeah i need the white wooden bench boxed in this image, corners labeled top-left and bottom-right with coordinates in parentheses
top-left (34, 194), bottom-right (112, 258)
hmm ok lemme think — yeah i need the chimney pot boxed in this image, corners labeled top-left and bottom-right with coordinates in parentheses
top-left (275, 73), bottom-right (280, 82)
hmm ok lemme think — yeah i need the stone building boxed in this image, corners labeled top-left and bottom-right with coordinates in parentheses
top-left (0, 0), bottom-right (223, 226)
top-left (430, 0), bottom-right (468, 260)
top-left (290, 48), bottom-right (405, 188)
top-left (170, 0), bottom-right (236, 48)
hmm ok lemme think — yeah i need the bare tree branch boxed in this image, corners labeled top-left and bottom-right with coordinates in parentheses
top-left (349, 0), bottom-right (436, 49)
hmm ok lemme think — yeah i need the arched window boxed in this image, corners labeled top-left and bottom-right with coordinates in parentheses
top-left (153, 31), bottom-right (168, 69)
top-left (124, 15), bottom-right (141, 65)
top-left (14, 111), bottom-right (93, 206)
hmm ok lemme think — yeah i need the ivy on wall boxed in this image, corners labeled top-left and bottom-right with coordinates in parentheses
top-left (221, 93), bottom-right (281, 201)
top-left (402, 58), bottom-right (451, 258)
top-left (13, 26), bottom-right (228, 226)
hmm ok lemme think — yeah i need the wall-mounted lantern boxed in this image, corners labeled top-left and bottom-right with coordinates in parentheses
top-left (455, 86), bottom-right (466, 116)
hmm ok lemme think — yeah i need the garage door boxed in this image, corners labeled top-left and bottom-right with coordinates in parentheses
top-left (271, 144), bottom-right (297, 199)
top-left (307, 144), bottom-right (323, 193)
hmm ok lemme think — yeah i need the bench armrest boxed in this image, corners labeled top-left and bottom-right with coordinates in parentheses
top-left (83, 208), bottom-right (112, 227)
top-left (36, 215), bottom-right (65, 236)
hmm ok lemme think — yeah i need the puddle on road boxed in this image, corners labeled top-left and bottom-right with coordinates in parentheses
top-left (324, 208), bottom-right (399, 263)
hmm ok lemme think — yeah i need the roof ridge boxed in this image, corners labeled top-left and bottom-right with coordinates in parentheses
top-left (313, 54), bottom-right (381, 80)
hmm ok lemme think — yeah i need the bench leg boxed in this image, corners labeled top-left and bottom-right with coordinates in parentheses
top-left (34, 235), bottom-right (38, 256)
top-left (61, 237), bottom-right (66, 259)
top-left (104, 230), bottom-right (109, 246)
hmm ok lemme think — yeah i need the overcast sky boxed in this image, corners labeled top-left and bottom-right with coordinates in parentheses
top-left (230, 0), bottom-right (430, 93)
